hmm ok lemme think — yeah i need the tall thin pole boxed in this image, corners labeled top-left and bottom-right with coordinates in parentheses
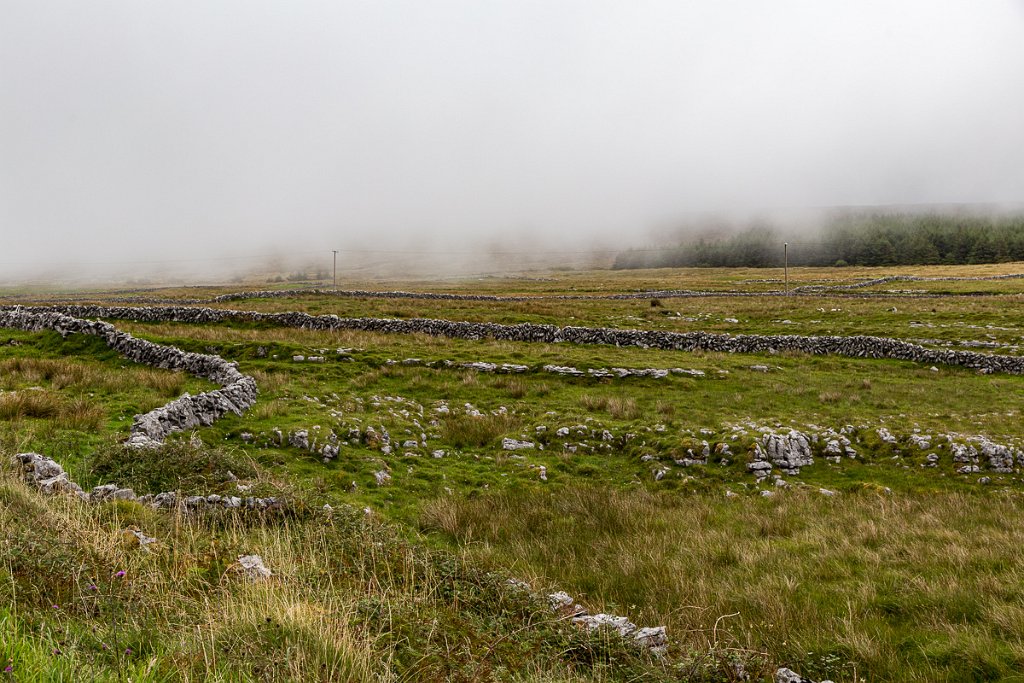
top-left (332, 250), bottom-right (338, 290)
top-left (784, 242), bottom-right (789, 295)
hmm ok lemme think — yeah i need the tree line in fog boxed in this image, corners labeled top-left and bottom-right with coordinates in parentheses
top-left (613, 213), bottom-right (1024, 269)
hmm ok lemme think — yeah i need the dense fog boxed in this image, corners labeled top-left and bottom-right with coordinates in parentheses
top-left (2, 1), bottom-right (1023, 282)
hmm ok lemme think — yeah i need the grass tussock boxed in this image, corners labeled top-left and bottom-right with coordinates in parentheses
top-left (579, 394), bottom-right (639, 420)
top-left (441, 412), bottom-right (522, 449)
top-left (489, 376), bottom-right (529, 399)
top-left (0, 357), bottom-right (186, 397)
top-left (817, 390), bottom-right (844, 404)
top-left (0, 391), bottom-right (62, 420)
top-left (249, 398), bottom-right (290, 421)
top-left (0, 391), bottom-right (104, 429)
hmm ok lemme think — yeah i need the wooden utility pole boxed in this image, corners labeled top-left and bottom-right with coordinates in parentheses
top-left (784, 242), bottom-right (789, 295)
top-left (332, 250), bottom-right (338, 289)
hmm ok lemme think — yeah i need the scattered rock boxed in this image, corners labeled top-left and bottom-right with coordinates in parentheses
top-left (289, 429), bottom-right (310, 450)
top-left (123, 527), bottom-right (158, 550)
top-left (236, 554), bottom-right (272, 581)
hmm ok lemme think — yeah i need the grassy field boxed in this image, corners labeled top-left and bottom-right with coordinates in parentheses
top-left (3, 263), bottom-right (1024, 681)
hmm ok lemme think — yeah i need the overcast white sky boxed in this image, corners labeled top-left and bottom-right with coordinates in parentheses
top-left (2, 1), bottom-right (1023, 278)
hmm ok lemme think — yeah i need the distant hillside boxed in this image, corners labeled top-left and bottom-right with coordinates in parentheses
top-left (613, 212), bottom-right (1024, 269)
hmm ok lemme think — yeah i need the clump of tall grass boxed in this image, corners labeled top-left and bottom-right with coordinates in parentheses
top-left (818, 390), bottom-right (844, 404)
top-left (250, 368), bottom-right (288, 393)
top-left (0, 390), bottom-right (104, 430)
top-left (56, 396), bottom-right (106, 430)
top-left (0, 358), bottom-right (186, 398)
top-left (490, 376), bottom-right (529, 399)
top-left (0, 391), bottom-right (62, 420)
top-left (441, 412), bottom-right (521, 449)
top-left (0, 357), bottom-right (95, 387)
top-left (130, 367), bottom-right (186, 397)
top-left (579, 394), bottom-right (639, 420)
top-left (249, 398), bottom-right (290, 421)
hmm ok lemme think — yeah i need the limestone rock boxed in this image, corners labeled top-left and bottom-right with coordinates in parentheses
top-left (762, 430), bottom-right (813, 473)
top-left (236, 554), bottom-right (272, 581)
top-left (502, 438), bottom-right (535, 450)
top-left (289, 429), bottom-right (310, 450)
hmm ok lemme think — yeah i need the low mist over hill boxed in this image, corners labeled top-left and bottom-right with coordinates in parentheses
top-left (614, 206), bottom-right (1024, 269)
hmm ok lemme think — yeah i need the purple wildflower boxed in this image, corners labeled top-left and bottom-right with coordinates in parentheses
top-left (3, 665), bottom-right (12, 672)
top-left (114, 570), bottom-right (126, 578)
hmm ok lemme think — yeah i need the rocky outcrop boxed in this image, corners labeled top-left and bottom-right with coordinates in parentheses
top-left (0, 307), bottom-right (257, 446)
top-left (762, 431), bottom-right (814, 473)
top-left (546, 590), bottom-right (667, 655)
top-left (10, 304), bottom-right (1024, 376)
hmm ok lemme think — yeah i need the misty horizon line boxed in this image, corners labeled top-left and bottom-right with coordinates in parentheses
top-left (4, 202), bottom-right (1024, 286)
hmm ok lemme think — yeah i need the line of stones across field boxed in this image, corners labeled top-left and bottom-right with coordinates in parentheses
top-left (9, 304), bottom-right (1024, 376)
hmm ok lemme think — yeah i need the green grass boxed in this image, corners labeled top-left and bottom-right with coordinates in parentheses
top-left (4, 262), bottom-right (1024, 680)
top-left (0, 469), bottom-right (670, 682)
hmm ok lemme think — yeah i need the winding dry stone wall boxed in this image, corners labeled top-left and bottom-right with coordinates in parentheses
top-left (12, 304), bottom-right (1024, 377)
top-left (0, 308), bottom-right (257, 446)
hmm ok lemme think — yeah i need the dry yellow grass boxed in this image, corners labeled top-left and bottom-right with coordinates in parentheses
top-left (422, 485), bottom-right (1024, 680)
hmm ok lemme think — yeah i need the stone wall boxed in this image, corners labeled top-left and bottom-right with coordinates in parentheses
top-left (213, 271), bottom-right (1024, 302)
top-left (9, 304), bottom-right (1024, 376)
top-left (212, 288), bottom-right (755, 303)
top-left (0, 308), bottom-right (257, 446)
top-left (795, 272), bottom-right (1024, 292)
